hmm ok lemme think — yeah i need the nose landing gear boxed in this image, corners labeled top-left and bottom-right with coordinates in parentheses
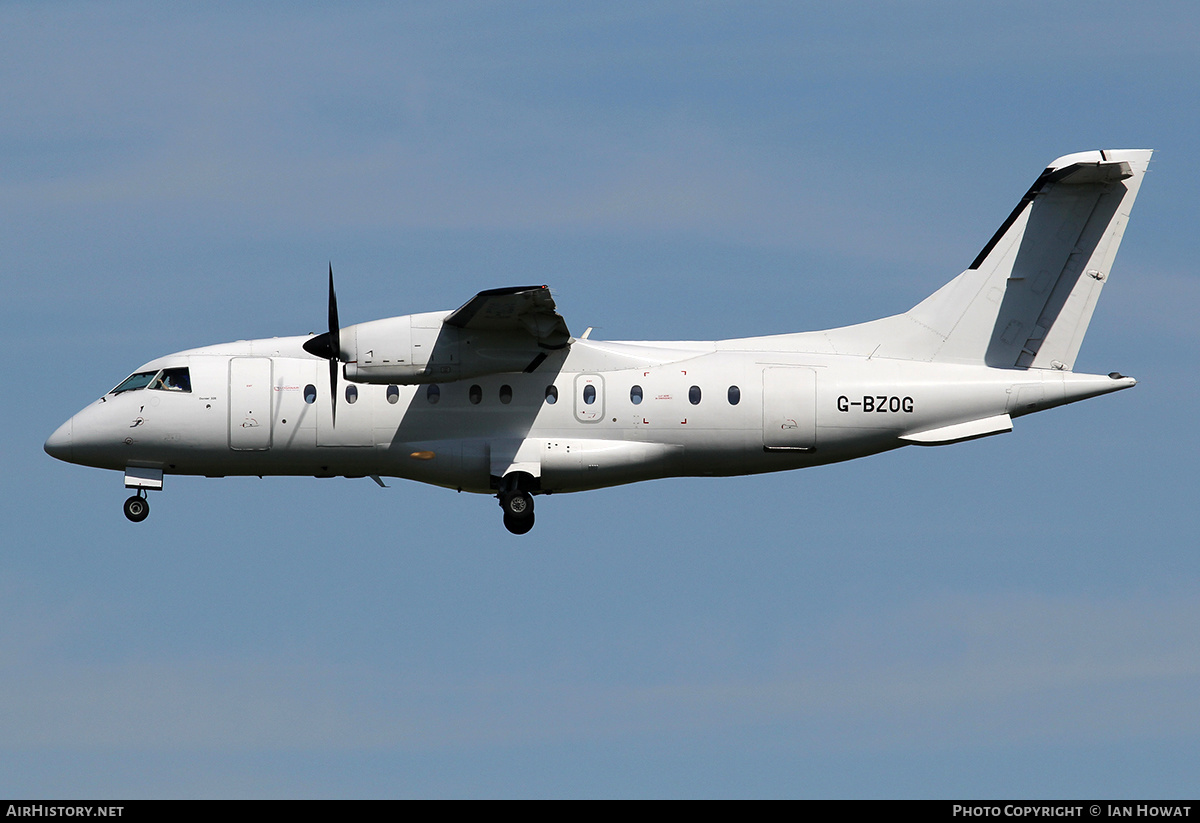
top-left (123, 491), bottom-right (150, 523)
top-left (122, 467), bottom-right (162, 523)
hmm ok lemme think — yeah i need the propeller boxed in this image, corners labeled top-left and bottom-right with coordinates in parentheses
top-left (301, 263), bottom-right (342, 425)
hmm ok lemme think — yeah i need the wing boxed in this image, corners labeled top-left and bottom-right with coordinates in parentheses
top-left (444, 285), bottom-right (571, 350)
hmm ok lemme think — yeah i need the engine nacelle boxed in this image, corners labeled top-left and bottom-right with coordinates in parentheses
top-left (341, 311), bottom-right (545, 385)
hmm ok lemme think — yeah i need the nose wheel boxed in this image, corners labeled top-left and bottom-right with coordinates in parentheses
top-left (499, 490), bottom-right (535, 534)
top-left (123, 492), bottom-right (150, 523)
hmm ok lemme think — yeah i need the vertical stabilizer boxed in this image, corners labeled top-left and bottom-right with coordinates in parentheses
top-left (820, 151), bottom-right (1153, 367)
top-left (905, 149), bottom-right (1152, 369)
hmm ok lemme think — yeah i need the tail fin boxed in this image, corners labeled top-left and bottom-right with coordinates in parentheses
top-left (833, 150), bottom-right (1152, 369)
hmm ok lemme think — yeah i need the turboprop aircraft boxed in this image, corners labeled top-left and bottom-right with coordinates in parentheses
top-left (45, 149), bottom-right (1151, 534)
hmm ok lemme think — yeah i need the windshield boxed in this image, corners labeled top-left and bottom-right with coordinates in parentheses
top-left (111, 371), bottom-right (158, 394)
top-left (111, 367), bottom-right (192, 395)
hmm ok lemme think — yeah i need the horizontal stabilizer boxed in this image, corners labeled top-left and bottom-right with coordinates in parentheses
top-left (901, 414), bottom-right (1012, 445)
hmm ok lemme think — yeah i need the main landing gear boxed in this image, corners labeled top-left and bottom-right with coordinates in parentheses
top-left (123, 491), bottom-right (150, 523)
top-left (499, 489), bottom-right (535, 535)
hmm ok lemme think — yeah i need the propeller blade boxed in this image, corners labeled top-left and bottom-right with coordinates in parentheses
top-left (328, 262), bottom-right (340, 362)
top-left (299, 264), bottom-right (345, 425)
top-left (329, 357), bottom-right (339, 427)
top-left (328, 263), bottom-right (339, 426)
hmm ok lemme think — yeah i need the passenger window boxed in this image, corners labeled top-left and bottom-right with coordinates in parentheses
top-left (499, 385), bottom-right (513, 404)
top-left (545, 385), bottom-right (558, 404)
top-left (728, 385), bottom-right (740, 405)
top-left (583, 384), bottom-right (596, 405)
top-left (345, 385), bottom-right (358, 404)
top-left (304, 384), bottom-right (317, 404)
top-left (469, 385), bottom-right (482, 405)
top-left (689, 385), bottom-right (701, 405)
top-left (630, 385), bottom-right (643, 405)
top-left (386, 385), bottom-right (399, 404)
top-left (149, 367), bottom-right (191, 393)
top-left (426, 384), bottom-right (440, 404)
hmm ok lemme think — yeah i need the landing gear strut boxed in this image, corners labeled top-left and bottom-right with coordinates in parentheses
top-left (499, 490), bottom-right (535, 535)
top-left (123, 491), bottom-right (150, 523)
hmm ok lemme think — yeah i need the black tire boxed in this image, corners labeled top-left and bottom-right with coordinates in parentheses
top-left (500, 491), bottom-right (534, 519)
top-left (123, 495), bottom-right (149, 523)
top-left (503, 511), bottom-right (535, 535)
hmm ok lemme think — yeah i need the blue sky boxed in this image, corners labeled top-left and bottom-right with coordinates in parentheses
top-left (4, 1), bottom-right (1199, 798)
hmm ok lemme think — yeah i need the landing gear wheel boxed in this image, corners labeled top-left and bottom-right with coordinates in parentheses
top-left (500, 490), bottom-right (534, 519)
top-left (123, 494), bottom-right (149, 523)
top-left (503, 511), bottom-right (535, 535)
top-left (499, 490), bottom-right (535, 534)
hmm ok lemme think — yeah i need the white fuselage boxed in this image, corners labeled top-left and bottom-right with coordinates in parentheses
top-left (47, 330), bottom-right (1132, 496)
top-left (42, 149), bottom-right (1151, 529)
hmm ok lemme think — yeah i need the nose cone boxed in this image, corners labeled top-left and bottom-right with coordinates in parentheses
top-left (44, 417), bottom-right (73, 462)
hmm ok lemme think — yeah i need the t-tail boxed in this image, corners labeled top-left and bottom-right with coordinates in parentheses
top-left (831, 149), bottom-right (1152, 371)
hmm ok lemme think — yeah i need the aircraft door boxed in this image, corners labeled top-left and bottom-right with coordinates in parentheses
top-left (574, 374), bottom-right (604, 423)
top-left (229, 357), bottom-right (273, 450)
top-left (762, 367), bottom-right (816, 451)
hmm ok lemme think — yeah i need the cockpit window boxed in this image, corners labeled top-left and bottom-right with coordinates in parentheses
top-left (112, 367), bottom-right (192, 395)
top-left (149, 367), bottom-right (191, 393)
top-left (111, 371), bottom-right (158, 394)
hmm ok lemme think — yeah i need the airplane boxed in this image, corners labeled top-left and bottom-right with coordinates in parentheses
top-left (45, 149), bottom-right (1151, 534)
